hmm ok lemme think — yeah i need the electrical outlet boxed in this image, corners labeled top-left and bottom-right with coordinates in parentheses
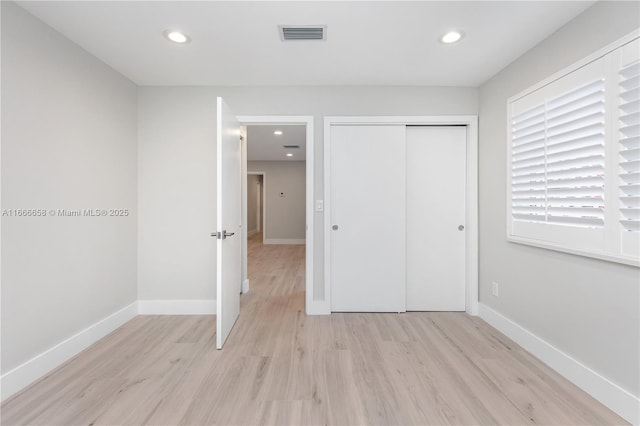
top-left (492, 282), bottom-right (500, 297)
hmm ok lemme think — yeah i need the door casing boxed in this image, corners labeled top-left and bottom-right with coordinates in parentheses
top-left (247, 171), bottom-right (266, 244)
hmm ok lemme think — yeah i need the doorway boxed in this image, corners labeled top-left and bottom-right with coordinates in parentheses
top-left (247, 172), bottom-right (265, 242)
top-left (238, 116), bottom-right (315, 314)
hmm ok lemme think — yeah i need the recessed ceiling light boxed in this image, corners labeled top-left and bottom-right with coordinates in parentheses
top-left (286, 153), bottom-right (293, 157)
top-left (274, 130), bottom-right (283, 135)
top-left (163, 30), bottom-right (191, 44)
top-left (440, 31), bottom-right (464, 44)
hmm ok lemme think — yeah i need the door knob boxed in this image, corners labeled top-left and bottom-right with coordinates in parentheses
top-left (211, 230), bottom-right (235, 239)
top-left (458, 225), bottom-right (464, 231)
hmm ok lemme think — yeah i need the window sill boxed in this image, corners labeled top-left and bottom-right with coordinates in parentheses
top-left (507, 235), bottom-right (639, 268)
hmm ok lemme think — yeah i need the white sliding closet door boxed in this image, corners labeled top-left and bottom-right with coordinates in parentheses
top-left (406, 126), bottom-right (466, 311)
top-left (330, 125), bottom-right (407, 312)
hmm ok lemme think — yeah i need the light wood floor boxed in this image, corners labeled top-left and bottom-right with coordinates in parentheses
top-left (1, 232), bottom-right (627, 425)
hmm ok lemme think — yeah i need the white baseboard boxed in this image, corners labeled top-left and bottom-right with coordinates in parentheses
top-left (0, 301), bottom-right (138, 402)
top-left (1, 299), bottom-right (218, 401)
top-left (138, 299), bottom-right (216, 315)
top-left (478, 303), bottom-right (639, 425)
top-left (306, 300), bottom-right (331, 315)
top-left (264, 238), bottom-right (305, 245)
top-left (242, 279), bottom-right (250, 294)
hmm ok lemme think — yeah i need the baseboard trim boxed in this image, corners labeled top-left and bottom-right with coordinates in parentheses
top-left (138, 299), bottom-right (216, 315)
top-left (242, 279), bottom-right (250, 294)
top-left (306, 300), bottom-right (331, 315)
top-left (0, 301), bottom-right (138, 402)
top-left (264, 238), bottom-right (305, 245)
top-left (247, 229), bottom-right (258, 237)
top-left (478, 303), bottom-right (639, 425)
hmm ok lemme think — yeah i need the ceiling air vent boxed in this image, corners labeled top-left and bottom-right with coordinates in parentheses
top-left (283, 145), bottom-right (300, 149)
top-left (279, 25), bottom-right (326, 41)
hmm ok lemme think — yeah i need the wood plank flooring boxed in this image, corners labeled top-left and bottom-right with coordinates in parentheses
top-left (1, 233), bottom-right (627, 425)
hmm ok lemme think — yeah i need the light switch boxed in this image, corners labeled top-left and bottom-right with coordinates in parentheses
top-left (315, 200), bottom-right (324, 211)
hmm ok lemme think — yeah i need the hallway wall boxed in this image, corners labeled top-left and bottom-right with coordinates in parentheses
top-left (248, 161), bottom-right (305, 243)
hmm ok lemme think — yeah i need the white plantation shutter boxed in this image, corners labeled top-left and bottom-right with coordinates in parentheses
top-left (510, 79), bottom-right (606, 228)
top-left (508, 34), bottom-right (640, 267)
top-left (546, 79), bottom-right (606, 228)
top-left (511, 104), bottom-right (546, 223)
top-left (619, 59), bottom-right (640, 232)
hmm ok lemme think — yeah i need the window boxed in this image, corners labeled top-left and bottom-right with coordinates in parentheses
top-left (507, 34), bottom-right (639, 266)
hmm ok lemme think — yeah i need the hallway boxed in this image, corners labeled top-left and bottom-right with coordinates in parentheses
top-left (0, 236), bottom-right (624, 425)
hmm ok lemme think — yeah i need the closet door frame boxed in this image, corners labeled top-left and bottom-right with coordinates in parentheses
top-left (323, 116), bottom-right (479, 316)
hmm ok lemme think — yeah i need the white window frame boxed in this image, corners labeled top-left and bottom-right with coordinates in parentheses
top-left (506, 30), bottom-right (640, 267)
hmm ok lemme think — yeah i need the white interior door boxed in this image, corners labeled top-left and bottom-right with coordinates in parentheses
top-left (330, 125), bottom-right (406, 312)
top-left (406, 126), bottom-right (466, 311)
top-left (216, 97), bottom-right (241, 349)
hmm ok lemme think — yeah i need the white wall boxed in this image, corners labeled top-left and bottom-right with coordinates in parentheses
top-left (248, 161), bottom-right (305, 241)
top-left (137, 86), bottom-right (478, 301)
top-left (1, 1), bottom-right (137, 374)
top-left (137, 88), bottom-right (217, 301)
top-left (478, 0), bottom-right (639, 400)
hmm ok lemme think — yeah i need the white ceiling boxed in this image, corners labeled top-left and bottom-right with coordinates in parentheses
top-left (247, 125), bottom-right (306, 161)
top-left (16, 1), bottom-right (595, 87)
